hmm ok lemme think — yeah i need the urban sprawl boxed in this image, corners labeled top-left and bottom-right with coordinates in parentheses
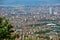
top-left (0, 4), bottom-right (60, 40)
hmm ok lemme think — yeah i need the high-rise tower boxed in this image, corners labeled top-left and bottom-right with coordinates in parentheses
top-left (49, 7), bottom-right (53, 14)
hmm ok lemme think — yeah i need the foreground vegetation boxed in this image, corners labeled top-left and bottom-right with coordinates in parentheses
top-left (0, 17), bottom-right (19, 40)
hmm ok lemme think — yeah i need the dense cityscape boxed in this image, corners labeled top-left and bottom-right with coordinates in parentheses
top-left (0, 4), bottom-right (60, 40)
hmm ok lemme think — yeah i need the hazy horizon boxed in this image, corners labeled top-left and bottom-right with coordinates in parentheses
top-left (0, 0), bottom-right (60, 5)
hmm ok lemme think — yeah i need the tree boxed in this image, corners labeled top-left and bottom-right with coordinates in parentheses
top-left (0, 17), bottom-right (19, 40)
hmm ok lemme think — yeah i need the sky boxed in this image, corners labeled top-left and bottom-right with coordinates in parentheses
top-left (0, 0), bottom-right (60, 5)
